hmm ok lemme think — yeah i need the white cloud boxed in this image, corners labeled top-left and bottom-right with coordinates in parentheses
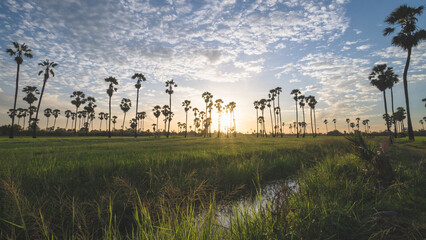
top-left (289, 79), bottom-right (301, 83)
top-left (356, 44), bottom-right (372, 50)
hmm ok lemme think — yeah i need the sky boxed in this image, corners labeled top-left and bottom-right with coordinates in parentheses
top-left (0, 0), bottom-right (425, 134)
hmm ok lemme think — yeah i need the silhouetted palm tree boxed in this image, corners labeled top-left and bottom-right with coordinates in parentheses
top-left (355, 117), bottom-right (360, 131)
top-left (161, 105), bottom-right (170, 135)
top-left (52, 109), bottom-right (60, 130)
top-left (384, 4), bottom-right (426, 141)
top-left (215, 99), bottom-right (224, 137)
top-left (275, 87), bottom-right (283, 137)
top-left (253, 101), bottom-right (260, 137)
top-left (22, 86), bottom-right (39, 130)
top-left (139, 112), bottom-right (146, 131)
top-left (105, 76), bottom-right (118, 138)
top-left (269, 89), bottom-right (277, 136)
top-left (112, 116), bottom-right (117, 130)
top-left (44, 108), bottom-right (52, 130)
top-left (192, 107), bottom-right (199, 132)
top-left (64, 110), bottom-right (72, 130)
top-left (84, 96), bottom-right (96, 132)
top-left (153, 105), bottom-right (161, 137)
top-left (291, 89), bottom-right (301, 138)
top-left (228, 101), bottom-right (236, 136)
top-left (70, 91), bottom-right (87, 134)
top-left (369, 64), bottom-right (394, 141)
top-left (182, 100), bottom-right (191, 138)
top-left (323, 119), bottom-right (328, 134)
top-left (98, 112), bottom-right (105, 130)
top-left (332, 118), bottom-right (336, 130)
top-left (346, 118), bottom-right (350, 134)
top-left (165, 80), bottom-right (177, 138)
top-left (120, 98), bottom-right (132, 130)
top-left (6, 42), bottom-right (33, 138)
top-left (132, 73), bottom-right (146, 137)
top-left (266, 98), bottom-right (274, 136)
top-left (259, 99), bottom-right (267, 137)
top-left (202, 92), bottom-right (213, 137)
top-left (298, 95), bottom-right (306, 137)
top-left (420, 120), bottom-right (424, 130)
top-left (33, 60), bottom-right (57, 138)
top-left (386, 70), bottom-right (399, 137)
top-left (307, 96), bottom-right (317, 137)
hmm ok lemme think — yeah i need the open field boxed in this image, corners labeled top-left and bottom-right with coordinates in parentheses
top-left (0, 136), bottom-right (425, 239)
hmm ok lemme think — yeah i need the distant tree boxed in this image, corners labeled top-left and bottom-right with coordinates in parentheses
top-left (139, 112), bottom-right (147, 131)
top-left (419, 120), bottom-right (424, 130)
top-left (290, 89), bottom-right (301, 138)
top-left (215, 99), bottom-right (224, 137)
top-left (120, 98), bottom-right (132, 130)
top-left (259, 99), bottom-right (267, 137)
top-left (202, 92), bottom-right (213, 137)
top-left (269, 89), bottom-right (277, 136)
top-left (132, 73), bottom-right (146, 137)
top-left (70, 91), bottom-right (87, 134)
top-left (350, 122), bottom-right (355, 133)
top-left (84, 97), bottom-right (96, 132)
top-left (105, 77), bottom-right (118, 138)
top-left (275, 87), bottom-right (283, 137)
top-left (44, 108), bottom-right (52, 130)
top-left (228, 101), bottom-right (236, 136)
top-left (161, 105), bottom-right (170, 135)
top-left (266, 98), bottom-right (274, 137)
top-left (346, 118), bottom-right (350, 134)
top-left (64, 110), bottom-right (72, 130)
top-left (165, 80), bottom-right (177, 138)
top-left (253, 101), bottom-right (260, 137)
top-left (384, 4), bottom-right (426, 141)
top-left (298, 95), bottom-right (306, 137)
top-left (98, 112), bottom-right (105, 130)
top-left (22, 86), bottom-right (39, 130)
top-left (152, 105), bottom-right (161, 137)
top-left (307, 96), bottom-right (317, 137)
top-left (52, 109), bottom-right (60, 130)
top-left (182, 100), bottom-right (191, 138)
top-left (112, 116), bottom-right (117, 130)
top-left (6, 42), bottom-right (33, 138)
top-left (192, 107), bottom-right (199, 133)
top-left (323, 119), bottom-right (328, 134)
top-left (355, 117), bottom-right (360, 131)
top-left (33, 59), bottom-right (57, 138)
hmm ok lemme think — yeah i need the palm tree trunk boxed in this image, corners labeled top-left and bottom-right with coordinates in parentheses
top-left (272, 100), bottom-right (276, 136)
top-left (100, 120), bottom-right (102, 131)
top-left (278, 94), bottom-right (283, 137)
top-left (53, 117), bottom-right (57, 130)
top-left (390, 87), bottom-right (397, 138)
top-left (295, 99), bottom-right (299, 138)
top-left (217, 115), bottom-right (221, 138)
top-left (167, 94), bottom-right (171, 138)
top-left (142, 118), bottom-right (145, 131)
top-left (74, 107), bottom-right (78, 134)
top-left (10, 63), bottom-right (20, 138)
top-left (313, 109), bottom-right (317, 137)
top-left (33, 75), bottom-right (47, 138)
top-left (269, 107), bottom-right (274, 136)
top-left (310, 108), bottom-right (314, 137)
top-left (256, 109), bottom-right (258, 137)
top-left (135, 89), bottom-right (139, 138)
top-left (233, 111), bottom-right (236, 137)
top-left (383, 91), bottom-right (392, 143)
top-left (108, 97), bottom-right (112, 138)
top-left (156, 118), bottom-right (159, 137)
top-left (325, 123), bottom-right (328, 133)
top-left (65, 118), bottom-right (69, 130)
top-left (185, 111), bottom-right (188, 138)
top-left (403, 47), bottom-right (414, 141)
top-left (122, 112), bottom-right (126, 130)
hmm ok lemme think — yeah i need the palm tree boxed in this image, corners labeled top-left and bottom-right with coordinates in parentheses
top-left (44, 108), bottom-right (52, 130)
top-left (306, 96), bottom-right (317, 137)
top-left (228, 101), bottom-right (236, 136)
top-left (253, 101), bottom-right (260, 137)
top-left (215, 99), bottom-right (224, 137)
top-left (332, 118), bottom-right (337, 131)
top-left (323, 119), bottom-right (328, 134)
top-left (202, 92), bottom-right (213, 137)
top-left (105, 77), bottom-right (118, 138)
top-left (6, 42), bottom-right (33, 138)
top-left (182, 100), bottom-right (191, 138)
top-left (20, 109), bottom-right (28, 130)
top-left (298, 95), bottom-right (306, 137)
top-left (70, 91), bottom-right (87, 134)
top-left (275, 87), bottom-right (283, 137)
top-left (161, 105), bottom-right (170, 135)
top-left (140, 112), bottom-right (147, 131)
top-left (64, 110), bottom-right (72, 130)
top-left (420, 120), bottom-right (424, 130)
top-left (395, 107), bottom-right (406, 133)
top-left (192, 107), bottom-right (199, 132)
top-left (266, 98), bottom-right (274, 136)
top-left (132, 73), bottom-right (147, 137)
top-left (350, 122), bottom-right (355, 133)
top-left (199, 111), bottom-right (206, 135)
top-left (259, 99), bottom-right (267, 137)
top-left (112, 116), bottom-right (117, 130)
top-left (84, 96), bottom-right (96, 132)
top-left (384, 5), bottom-right (426, 141)
top-left (290, 89), bottom-right (301, 138)
top-left (16, 108), bottom-right (24, 127)
top-left (165, 80), bottom-right (177, 138)
top-left (28, 106), bottom-right (36, 130)
top-left (346, 118), bottom-right (350, 134)
top-left (98, 112), bottom-right (105, 130)
top-left (22, 86), bottom-right (39, 130)
top-left (153, 105), bottom-right (161, 137)
top-left (386, 70), bottom-right (399, 137)
top-left (269, 89), bottom-right (277, 136)
top-left (369, 64), bottom-right (394, 141)
top-left (120, 98), bottom-right (132, 130)
top-left (104, 113), bottom-right (109, 131)
top-left (423, 98), bottom-right (426, 107)
top-left (52, 109), bottom-right (60, 130)
top-left (33, 60), bottom-right (57, 138)
top-left (362, 120), bottom-right (368, 134)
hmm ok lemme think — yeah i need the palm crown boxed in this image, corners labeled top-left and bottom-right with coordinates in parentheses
top-left (6, 42), bottom-right (33, 64)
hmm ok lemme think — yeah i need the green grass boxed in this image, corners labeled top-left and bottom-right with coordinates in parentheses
top-left (0, 135), bottom-right (424, 239)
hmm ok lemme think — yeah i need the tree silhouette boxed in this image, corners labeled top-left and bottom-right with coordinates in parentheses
top-left (105, 77), bottom-right (118, 138)
top-left (259, 99), bottom-right (267, 137)
top-left (6, 42), bottom-right (33, 138)
top-left (228, 101), bottom-right (236, 136)
top-left (266, 98), bottom-right (274, 137)
top-left (120, 98), bottom-right (132, 130)
top-left (369, 64), bottom-right (396, 142)
top-left (84, 96), bottom-right (96, 133)
top-left (298, 95), bottom-right (306, 138)
top-left (346, 118), bottom-right (350, 134)
top-left (275, 87), bottom-right (283, 137)
top-left (386, 70), bottom-right (399, 137)
top-left (182, 100), bottom-right (191, 138)
top-left (139, 112), bottom-right (147, 131)
top-left (202, 92), bottom-right (213, 137)
top-left (112, 116), bottom-right (117, 130)
top-left (33, 60), bottom-right (57, 138)
top-left (52, 109), bottom-right (60, 130)
top-left (420, 120), bottom-right (424, 130)
top-left (291, 89), bottom-right (301, 138)
top-left (323, 119), bottom-right (328, 134)
top-left (332, 118), bottom-right (337, 131)
top-left (152, 105), bottom-right (161, 137)
top-left (132, 73), bottom-right (146, 137)
top-left (253, 101), bottom-right (260, 137)
top-left (350, 122), bottom-right (355, 133)
top-left (44, 108), bottom-right (52, 130)
top-left (307, 96), bottom-right (317, 137)
top-left (384, 4), bottom-right (426, 141)
top-left (214, 99), bottom-right (224, 137)
top-left (22, 86), bottom-right (39, 130)
top-left (269, 89), bottom-right (277, 136)
top-left (165, 80), bottom-right (177, 138)
top-left (70, 91), bottom-right (87, 134)
top-left (355, 117), bottom-right (360, 131)
top-left (64, 110), bottom-right (72, 130)
top-left (98, 112), bottom-right (105, 131)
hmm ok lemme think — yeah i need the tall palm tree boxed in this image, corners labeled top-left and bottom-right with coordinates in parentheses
top-left (28, 106), bottom-right (36, 130)
top-left (165, 80), bottom-right (177, 138)
top-left (52, 109), bottom-right (60, 130)
top-left (298, 95), bottom-right (306, 137)
top-left (420, 119), bottom-right (425, 130)
top-left (307, 96), bottom-right (317, 137)
top-left (266, 98), bottom-right (274, 136)
top-left (140, 111), bottom-right (147, 131)
top-left (120, 98), bottom-right (132, 130)
top-left (259, 99), bottom-right (267, 137)
top-left (269, 89), bottom-right (277, 136)
top-left (20, 109), bottom-right (28, 130)
top-left (355, 117), bottom-right (361, 131)
top-left (33, 59), bottom-right (57, 138)
top-left (275, 87), bottom-right (283, 137)
top-left (6, 42), bottom-right (33, 138)
top-left (350, 122), bottom-right (355, 133)
top-left (70, 91), bottom-right (87, 134)
top-left (22, 86), bottom-right (39, 130)
top-left (384, 5), bottom-right (426, 141)
top-left (16, 108), bottom-right (24, 127)
top-left (228, 101), bottom-right (236, 136)
top-left (199, 111), bottom-right (206, 135)
top-left (44, 108), bottom-right (52, 130)
top-left (332, 118), bottom-right (337, 130)
top-left (290, 89), bottom-right (301, 138)
top-left (346, 118), bottom-right (350, 134)
top-left (386, 70), bottom-right (399, 137)
top-left (182, 100), bottom-right (191, 138)
top-left (202, 92), bottom-right (213, 137)
top-left (132, 73), bottom-right (147, 137)
top-left (153, 105), bottom-right (161, 137)
top-left (369, 64), bottom-right (394, 142)
top-left (104, 113), bottom-right (109, 131)
top-left (84, 96), bottom-right (96, 132)
top-left (105, 77), bottom-right (118, 138)
top-left (64, 110), bottom-right (72, 130)
top-left (161, 105), bottom-right (171, 135)
top-left (215, 99), bottom-right (224, 137)
top-left (112, 116), bottom-right (117, 130)
top-left (192, 107), bottom-right (199, 132)
top-left (98, 112), bottom-right (105, 130)
top-left (253, 101), bottom-right (260, 137)
top-left (323, 119), bottom-right (328, 134)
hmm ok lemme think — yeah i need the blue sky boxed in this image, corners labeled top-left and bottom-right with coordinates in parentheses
top-left (0, 0), bottom-right (425, 133)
